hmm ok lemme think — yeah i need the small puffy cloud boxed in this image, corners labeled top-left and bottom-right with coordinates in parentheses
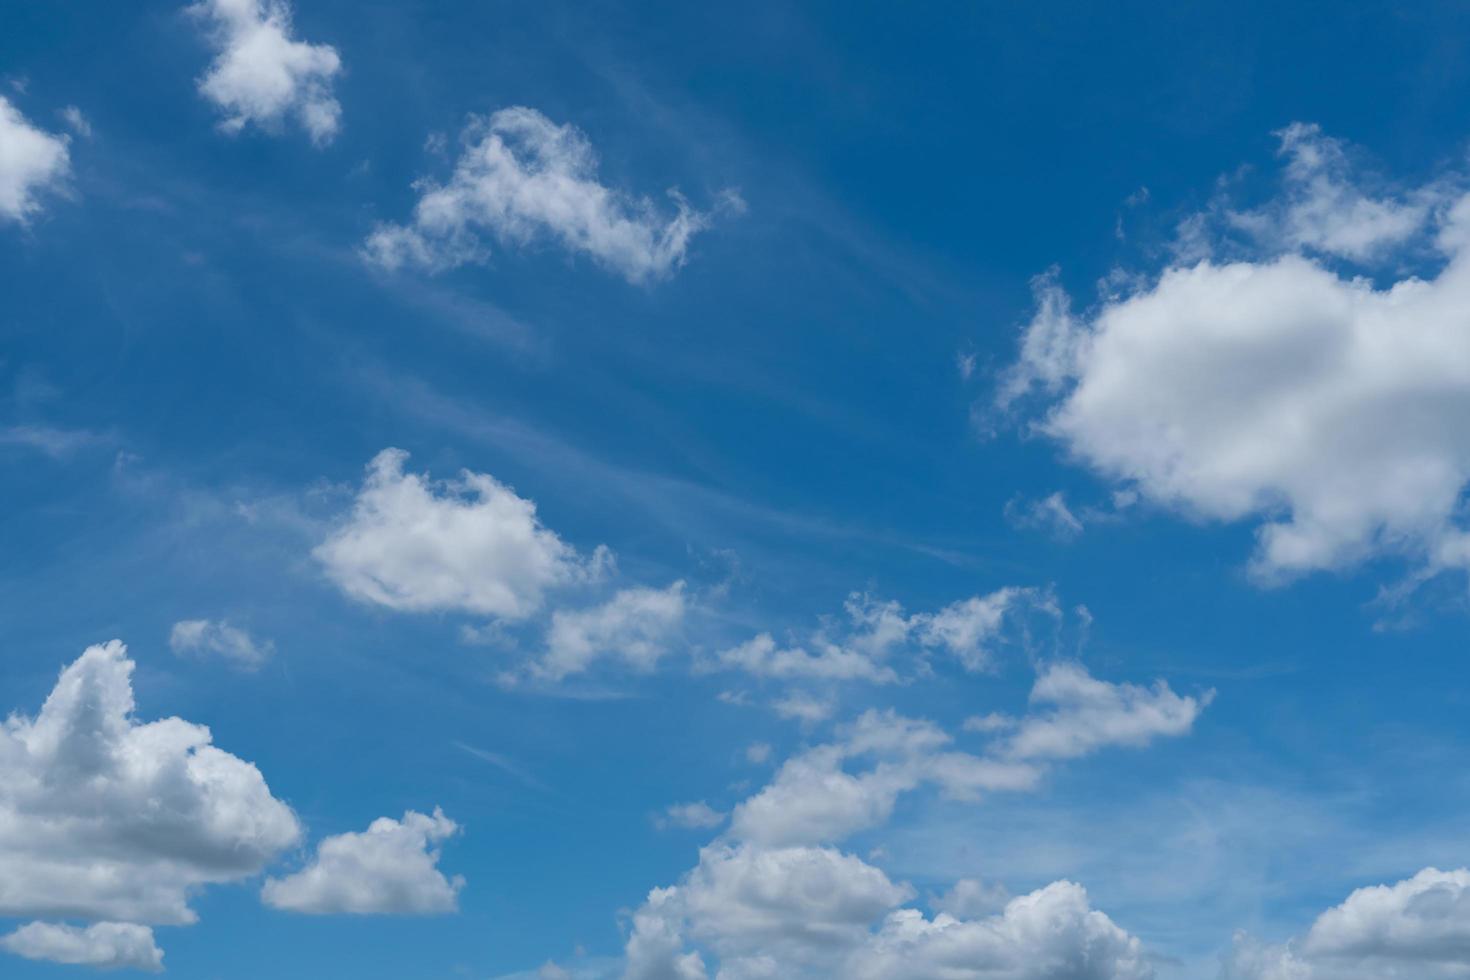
top-left (995, 662), bottom-right (1212, 761)
top-left (316, 449), bottom-right (599, 619)
top-left (169, 618), bottom-right (274, 670)
top-left (744, 742), bottom-right (772, 765)
top-left (0, 641), bottom-right (301, 924)
top-left (853, 882), bottom-right (1153, 980)
top-left (363, 106), bottom-right (738, 284)
top-left (262, 808), bottom-right (464, 915)
top-left (1224, 867), bottom-right (1470, 979)
top-left (190, 0), bottom-right (342, 145)
top-left (0, 921), bottom-right (163, 972)
top-left (657, 802), bottom-right (727, 831)
top-left (0, 95), bottom-right (70, 223)
top-left (531, 582), bottom-right (686, 681)
top-left (999, 124), bottom-right (1470, 586)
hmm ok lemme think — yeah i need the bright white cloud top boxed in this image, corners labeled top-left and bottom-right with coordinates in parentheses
top-left (1225, 867), bottom-right (1470, 979)
top-left (1001, 123), bottom-right (1470, 585)
top-left (316, 448), bottom-right (600, 619)
top-left (533, 582), bottom-right (687, 681)
top-left (190, 0), bottom-right (343, 145)
top-left (0, 921), bottom-right (164, 973)
top-left (0, 641), bottom-right (300, 925)
top-left (0, 95), bottom-right (70, 223)
top-left (262, 808), bottom-right (464, 915)
top-left (364, 106), bottom-right (738, 283)
top-left (623, 665), bottom-right (1205, 977)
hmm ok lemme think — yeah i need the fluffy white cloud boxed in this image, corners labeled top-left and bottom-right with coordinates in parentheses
top-left (531, 582), bottom-right (686, 681)
top-left (0, 640), bottom-right (301, 924)
top-left (625, 842), bottom-right (914, 979)
top-left (626, 845), bottom-right (1152, 980)
top-left (622, 657), bottom-right (1200, 979)
top-left (994, 662), bottom-right (1213, 761)
top-left (363, 106), bottom-right (738, 284)
top-left (262, 808), bottom-right (464, 915)
top-left (316, 448), bottom-right (600, 619)
top-left (169, 618), bottom-right (274, 670)
top-left (657, 802), bottom-right (727, 831)
top-left (0, 921), bottom-right (163, 972)
top-left (729, 710), bottom-right (1039, 848)
top-left (1224, 867), bottom-right (1470, 979)
top-left (0, 95), bottom-right (70, 223)
top-left (0, 928), bottom-right (163, 975)
top-left (1001, 123), bottom-right (1470, 584)
top-left (852, 882), bottom-right (1153, 980)
top-left (190, 0), bottom-right (342, 145)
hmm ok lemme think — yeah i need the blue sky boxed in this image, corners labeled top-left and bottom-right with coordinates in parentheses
top-left (5, 2), bottom-right (1470, 978)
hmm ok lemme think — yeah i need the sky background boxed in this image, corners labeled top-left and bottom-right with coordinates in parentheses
top-left (5, 2), bottom-right (1470, 978)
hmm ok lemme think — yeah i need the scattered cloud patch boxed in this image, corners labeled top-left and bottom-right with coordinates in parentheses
top-left (657, 802), bottom-right (727, 831)
top-left (0, 921), bottom-right (163, 972)
top-left (0, 95), bottom-right (70, 223)
top-left (169, 618), bottom-right (274, 670)
top-left (364, 106), bottom-right (739, 284)
top-left (262, 808), bottom-right (464, 915)
top-left (1005, 491), bottom-right (1084, 541)
top-left (190, 0), bottom-right (342, 145)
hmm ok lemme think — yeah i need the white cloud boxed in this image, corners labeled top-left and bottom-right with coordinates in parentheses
top-left (716, 588), bottom-right (1053, 685)
top-left (852, 882), bottom-right (1153, 980)
top-left (1000, 124), bottom-right (1470, 585)
top-left (363, 106), bottom-right (738, 284)
top-left (729, 711), bottom-right (1038, 848)
top-left (316, 448), bottom-right (600, 619)
top-left (657, 802), bottom-right (728, 831)
top-left (531, 582), bottom-right (686, 681)
top-left (769, 692), bottom-right (835, 726)
top-left (625, 842), bottom-right (914, 980)
top-left (1005, 491), bottom-right (1085, 540)
top-left (620, 658), bottom-right (1202, 979)
top-left (932, 877), bottom-right (1011, 919)
top-left (744, 742), bottom-right (772, 765)
top-left (995, 662), bottom-right (1212, 761)
top-left (1224, 867), bottom-right (1470, 979)
top-left (0, 95), bottom-right (70, 223)
top-left (262, 808), bottom-right (464, 915)
top-left (716, 632), bottom-right (899, 683)
top-left (190, 0), bottom-right (341, 145)
top-left (626, 845), bottom-right (1152, 980)
top-left (169, 618), bottom-right (274, 670)
top-left (60, 105), bottom-right (91, 138)
top-left (0, 921), bottom-right (163, 972)
top-left (1229, 123), bottom-right (1437, 262)
top-left (0, 640), bottom-right (301, 924)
